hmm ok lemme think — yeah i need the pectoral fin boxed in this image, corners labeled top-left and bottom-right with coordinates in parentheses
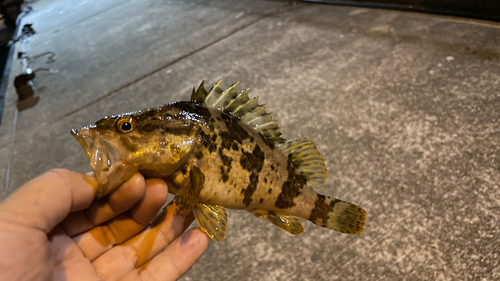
top-left (170, 165), bottom-right (205, 217)
top-left (252, 210), bottom-right (304, 234)
top-left (193, 203), bottom-right (228, 241)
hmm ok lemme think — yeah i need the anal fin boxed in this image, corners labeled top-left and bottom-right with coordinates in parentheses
top-left (193, 203), bottom-right (228, 241)
top-left (252, 210), bottom-right (304, 234)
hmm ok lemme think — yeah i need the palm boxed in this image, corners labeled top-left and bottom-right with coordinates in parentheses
top-left (0, 170), bottom-right (208, 281)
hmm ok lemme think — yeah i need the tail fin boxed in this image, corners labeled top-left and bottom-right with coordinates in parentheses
top-left (308, 194), bottom-right (366, 235)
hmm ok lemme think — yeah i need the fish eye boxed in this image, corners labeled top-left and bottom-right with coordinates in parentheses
top-left (121, 122), bottom-right (132, 131)
top-left (115, 117), bottom-right (136, 133)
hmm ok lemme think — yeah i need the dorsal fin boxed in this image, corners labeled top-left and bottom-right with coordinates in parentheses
top-left (191, 81), bottom-right (208, 103)
top-left (278, 138), bottom-right (328, 188)
top-left (191, 80), bottom-right (285, 145)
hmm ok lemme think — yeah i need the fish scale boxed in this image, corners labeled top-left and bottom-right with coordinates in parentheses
top-left (71, 80), bottom-right (366, 241)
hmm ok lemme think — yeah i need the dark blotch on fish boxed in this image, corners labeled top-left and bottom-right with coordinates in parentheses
top-left (220, 166), bottom-right (229, 182)
top-left (231, 142), bottom-right (239, 150)
top-left (242, 173), bottom-right (259, 206)
top-left (219, 131), bottom-right (240, 151)
top-left (218, 147), bottom-right (232, 183)
top-left (240, 145), bottom-right (265, 206)
top-left (309, 195), bottom-right (340, 227)
top-left (194, 151), bottom-right (204, 159)
top-left (240, 145), bottom-right (264, 172)
top-left (275, 155), bottom-right (307, 209)
top-left (220, 113), bottom-right (250, 144)
top-left (199, 131), bottom-right (217, 154)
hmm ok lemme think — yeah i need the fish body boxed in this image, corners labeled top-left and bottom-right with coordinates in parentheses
top-left (72, 80), bottom-right (366, 240)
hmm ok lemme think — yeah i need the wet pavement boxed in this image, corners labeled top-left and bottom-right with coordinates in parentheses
top-left (1, 0), bottom-right (500, 280)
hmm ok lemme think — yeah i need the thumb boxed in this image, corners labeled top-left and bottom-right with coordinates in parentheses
top-left (0, 169), bottom-right (97, 233)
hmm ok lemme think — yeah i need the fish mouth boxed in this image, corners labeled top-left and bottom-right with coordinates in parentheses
top-left (71, 128), bottom-right (112, 171)
top-left (71, 127), bottom-right (135, 198)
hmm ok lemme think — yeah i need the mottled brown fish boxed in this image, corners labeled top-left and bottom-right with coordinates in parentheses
top-left (71, 80), bottom-right (366, 240)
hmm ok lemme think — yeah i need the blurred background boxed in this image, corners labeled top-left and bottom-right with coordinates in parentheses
top-left (1, 0), bottom-right (500, 280)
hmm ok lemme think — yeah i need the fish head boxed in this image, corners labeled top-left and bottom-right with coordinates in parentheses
top-left (72, 109), bottom-right (198, 198)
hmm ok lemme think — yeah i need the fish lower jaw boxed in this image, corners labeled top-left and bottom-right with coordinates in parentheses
top-left (92, 161), bottom-right (138, 198)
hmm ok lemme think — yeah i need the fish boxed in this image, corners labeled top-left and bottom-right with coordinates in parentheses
top-left (71, 80), bottom-right (366, 241)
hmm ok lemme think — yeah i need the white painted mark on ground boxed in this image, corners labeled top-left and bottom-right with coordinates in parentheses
top-left (235, 12), bottom-right (244, 19)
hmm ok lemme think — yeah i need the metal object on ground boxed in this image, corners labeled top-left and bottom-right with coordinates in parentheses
top-left (11, 21), bottom-right (57, 111)
top-left (14, 71), bottom-right (38, 110)
top-left (9, 21), bottom-right (34, 45)
top-left (17, 50), bottom-right (56, 65)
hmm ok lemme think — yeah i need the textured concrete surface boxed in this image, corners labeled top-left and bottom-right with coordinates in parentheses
top-left (0, 0), bottom-right (288, 147)
top-left (2, 0), bottom-right (500, 280)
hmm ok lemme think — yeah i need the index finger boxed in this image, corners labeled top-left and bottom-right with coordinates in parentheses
top-left (0, 169), bottom-right (97, 233)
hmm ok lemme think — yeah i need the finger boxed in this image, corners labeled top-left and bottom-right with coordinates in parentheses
top-left (0, 169), bottom-right (96, 233)
top-left (120, 228), bottom-right (209, 281)
top-left (61, 173), bottom-right (146, 237)
top-left (92, 204), bottom-right (195, 281)
top-left (74, 179), bottom-right (168, 261)
top-left (129, 179), bottom-right (169, 226)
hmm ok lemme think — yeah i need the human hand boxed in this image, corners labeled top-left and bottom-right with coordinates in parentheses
top-left (0, 169), bottom-right (209, 281)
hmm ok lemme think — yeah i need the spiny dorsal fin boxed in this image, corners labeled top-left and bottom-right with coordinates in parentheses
top-left (193, 80), bottom-right (285, 144)
top-left (191, 80), bottom-right (208, 103)
top-left (278, 138), bottom-right (328, 188)
top-left (203, 80), bottom-right (224, 107)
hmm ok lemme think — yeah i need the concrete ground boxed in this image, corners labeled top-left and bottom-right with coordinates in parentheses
top-left (1, 0), bottom-right (500, 280)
